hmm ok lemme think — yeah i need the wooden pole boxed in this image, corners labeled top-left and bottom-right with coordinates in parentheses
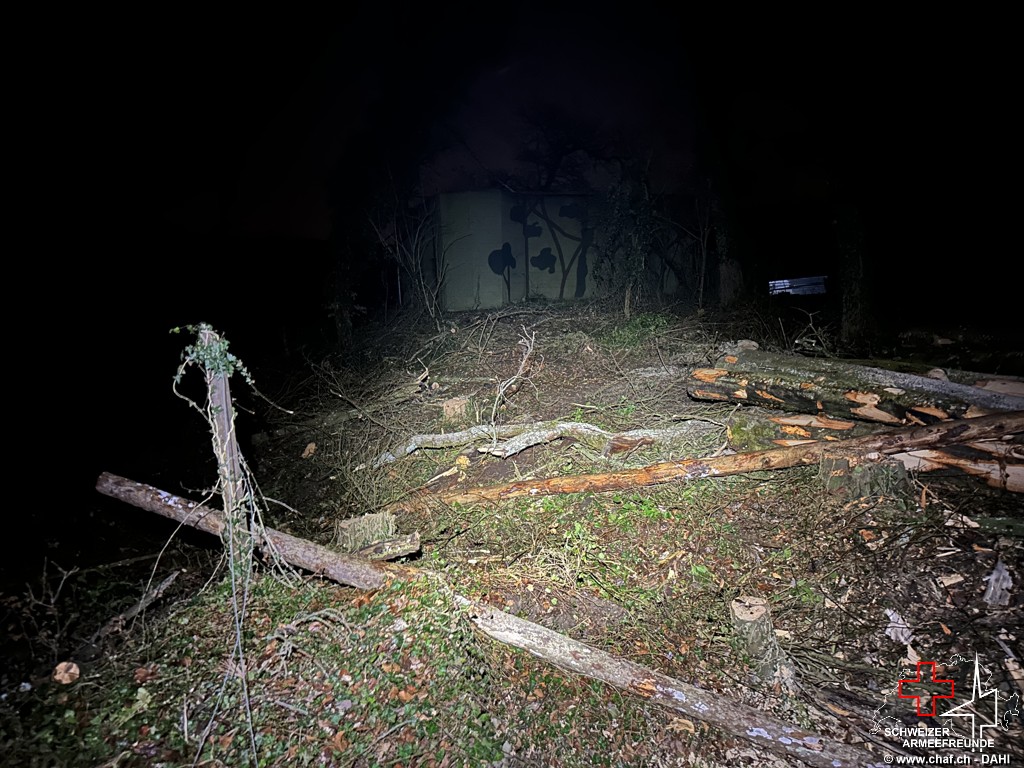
top-left (201, 327), bottom-right (252, 572)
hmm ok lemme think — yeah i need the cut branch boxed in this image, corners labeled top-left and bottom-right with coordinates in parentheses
top-left (95, 472), bottom-right (413, 590)
top-left (375, 419), bottom-right (721, 466)
top-left (726, 409), bottom-right (1023, 493)
top-left (896, 438), bottom-right (1023, 492)
top-left (84, 570), bottom-right (180, 649)
top-left (388, 412), bottom-right (1024, 509)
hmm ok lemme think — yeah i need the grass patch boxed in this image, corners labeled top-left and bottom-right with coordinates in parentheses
top-left (596, 312), bottom-right (673, 348)
top-left (1, 569), bottom-right (701, 766)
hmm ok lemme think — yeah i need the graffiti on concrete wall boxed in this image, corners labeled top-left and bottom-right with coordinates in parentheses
top-left (501, 197), bottom-right (592, 301)
top-left (487, 242), bottom-right (516, 302)
top-left (440, 190), bottom-right (596, 310)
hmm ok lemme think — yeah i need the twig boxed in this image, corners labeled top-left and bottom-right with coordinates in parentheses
top-left (490, 326), bottom-right (537, 426)
top-left (85, 570), bottom-right (180, 647)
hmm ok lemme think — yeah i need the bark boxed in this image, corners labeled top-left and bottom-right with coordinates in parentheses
top-left (354, 533), bottom-right (421, 561)
top-left (730, 596), bottom-right (797, 693)
top-left (374, 423), bottom-right (559, 467)
top-left (456, 595), bottom-right (880, 767)
top-left (896, 438), bottom-right (1023, 493)
top-left (725, 411), bottom-right (1023, 492)
top-left (688, 349), bottom-right (1024, 424)
top-left (392, 412), bottom-right (1024, 510)
top-left (726, 410), bottom-right (872, 451)
top-left (982, 559), bottom-right (1013, 607)
top-left (375, 419), bottom-right (722, 466)
top-left (95, 472), bottom-right (414, 590)
top-left (201, 327), bottom-right (253, 580)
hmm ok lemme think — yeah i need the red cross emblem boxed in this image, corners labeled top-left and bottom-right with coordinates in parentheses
top-left (898, 661), bottom-right (955, 716)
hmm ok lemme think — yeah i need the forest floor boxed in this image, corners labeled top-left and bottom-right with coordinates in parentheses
top-left (2, 301), bottom-right (1021, 767)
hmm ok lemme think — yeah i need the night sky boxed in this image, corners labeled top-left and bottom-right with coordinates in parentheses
top-left (13, 9), bottom-right (1018, 577)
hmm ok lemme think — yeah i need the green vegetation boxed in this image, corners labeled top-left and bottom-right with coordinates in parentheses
top-left (597, 312), bottom-right (673, 348)
top-left (0, 574), bottom-right (677, 767)
top-left (5, 307), bottom-right (1006, 765)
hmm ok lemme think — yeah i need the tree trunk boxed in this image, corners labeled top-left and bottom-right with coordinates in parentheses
top-left (688, 349), bottom-right (1024, 423)
top-left (457, 596), bottom-right (879, 768)
top-left (95, 472), bottom-right (410, 590)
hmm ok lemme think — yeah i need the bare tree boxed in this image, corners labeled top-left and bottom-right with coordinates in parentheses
top-left (368, 195), bottom-right (448, 331)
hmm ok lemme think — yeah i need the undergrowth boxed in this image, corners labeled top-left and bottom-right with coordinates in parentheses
top-left (0, 571), bottom-right (684, 767)
top-left (5, 308), bottom-right (1020, 766)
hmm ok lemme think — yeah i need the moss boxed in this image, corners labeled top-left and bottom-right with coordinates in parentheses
top-left (727, 413), bottom-right (780, 452)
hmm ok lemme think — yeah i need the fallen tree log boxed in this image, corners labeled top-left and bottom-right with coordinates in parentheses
top-left (897, 438), bottom-right (1024, 493)
top-left (725, 409), bottom-right (1023, 493)
top-left (726, 409), bottom-right (873, 451)
top-left (95, 472), bottom-right (414, 590)
top-left (688, 349), bottom-right (1024, 424)
top-left (373, 419), bottom-right (721, 466)
top-left (388, 411), bottom-right (1024, 509)
top-left (456, 596), bottom-right (881, 768)
top-left (96, 471), bottom-right (881, 767)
